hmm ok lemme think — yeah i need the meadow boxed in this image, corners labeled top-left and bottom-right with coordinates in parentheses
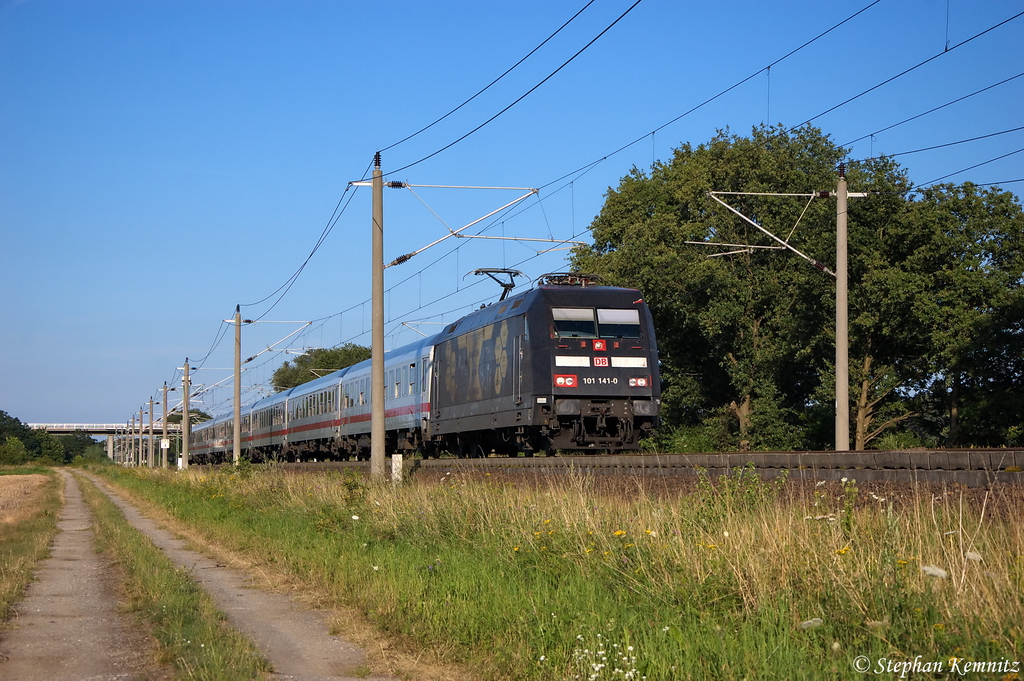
top-left (94, 463), bottom-right (1023, 680)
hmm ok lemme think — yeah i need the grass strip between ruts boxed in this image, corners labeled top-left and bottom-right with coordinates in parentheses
top-left (74, 471), bottom-right (271, 680)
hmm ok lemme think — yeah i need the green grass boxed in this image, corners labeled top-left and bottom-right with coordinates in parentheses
top-left (91, 464), bottom-right (1024, 680)
top-left (74, 472), bottom-right (271, 680)
top-left (0, 468), bottom-right (60, 624)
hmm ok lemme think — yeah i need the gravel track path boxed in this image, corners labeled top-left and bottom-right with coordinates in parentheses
top-left (1, 471), bottom-right (399, 681)
top-left (0, 469), bottom-right (170, 680)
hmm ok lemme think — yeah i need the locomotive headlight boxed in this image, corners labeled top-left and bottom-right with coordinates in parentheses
top-left (629, 376), bottom-right (650, 387)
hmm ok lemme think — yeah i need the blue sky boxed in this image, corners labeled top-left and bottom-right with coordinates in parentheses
top-left (2, 0), bottom-right (1021, 425)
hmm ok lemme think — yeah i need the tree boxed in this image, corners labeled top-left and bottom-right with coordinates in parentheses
top-left (166, 409), bottom-right (212, 425)
top-left (56, 431), bottom-right (101, 463)
top-left (905, 183), bottom-right (1024, 446)
top-left (271, 344), bottom-right (371, 391)
top-left (0, 410), bottom-right (42, 459)
top-left (573, 125), bottom-right (844, 450)
top-left (571, 125), bottom-right (1024, 450)
top-left (0, 436), bottom-right (30, 465)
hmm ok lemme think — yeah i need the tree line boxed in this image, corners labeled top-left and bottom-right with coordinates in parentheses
top-left (571, 125), bottom-right (1024, 451)
top-left (0, 411), bottom-right (107, 465)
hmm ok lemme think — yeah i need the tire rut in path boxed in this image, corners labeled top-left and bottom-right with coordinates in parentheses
top-left (79, 472), bottom-right (398, 681)
top-left (0, 469), bottom-right (171, 681)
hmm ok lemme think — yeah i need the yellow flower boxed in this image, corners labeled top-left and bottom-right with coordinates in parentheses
top-left (614, 530), bottom-right (627, 537)
top-left (513, 546), bottom-right (520, 552)
top-left (835, 546), bottom-right (851, 555)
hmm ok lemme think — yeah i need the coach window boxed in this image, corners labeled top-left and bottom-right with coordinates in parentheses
top-left (409, 363), bottom-right (418, 395)
top-left (421, 357), bottom-right (430, 393)
top-left (551, 307), bottom-right (598, 339)
top-left (597, 308), bottom-right (642, 338)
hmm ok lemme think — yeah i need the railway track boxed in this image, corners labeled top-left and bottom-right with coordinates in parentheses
top-left (269, 449), bottom-right (1024, 487)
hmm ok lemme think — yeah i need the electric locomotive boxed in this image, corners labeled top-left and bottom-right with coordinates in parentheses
top-left (188, 273), bottom-right (660, 461)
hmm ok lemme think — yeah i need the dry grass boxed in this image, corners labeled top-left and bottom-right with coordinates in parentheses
top-left (0, 471), bottom-right (61, 625)
top-left (97, 464), bottom-right (1024, 680)
top-left (0, 474), bottom-right (50, 524)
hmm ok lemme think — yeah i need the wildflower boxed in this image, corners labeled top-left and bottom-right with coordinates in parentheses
top-left (835, 546), bottom-right (851, 555)
top-left (614, 530), bottom-right (627, 537)
top-left (513, 546), bottom-right (520, 552)
top-left (799, 618), bottom-right (824, 630)
top-left (372, 566), bottom-right (379, 571)
top-left (921, 565), bottom-right (949, 579)
top-left (351, 515), bottom-right (360, 520)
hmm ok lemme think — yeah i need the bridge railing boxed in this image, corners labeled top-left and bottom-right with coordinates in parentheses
top-left (29, 423), bottom-right (183, 433)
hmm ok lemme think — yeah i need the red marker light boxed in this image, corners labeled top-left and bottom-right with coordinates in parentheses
top-left (593, 339), bottom-right (607, 351)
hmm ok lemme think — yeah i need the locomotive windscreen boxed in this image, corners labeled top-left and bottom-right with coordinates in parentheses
top-left (596, 308), bottom-right (641, 338)
top-left (551, 307), bottom-right (597, 338)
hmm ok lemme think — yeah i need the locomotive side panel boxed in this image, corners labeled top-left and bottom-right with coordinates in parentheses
top-left (431, 313), bottom-right (528, 445)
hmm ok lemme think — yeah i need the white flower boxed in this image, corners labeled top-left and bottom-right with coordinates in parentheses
top-left (351, 515), bottom-right (360, 520)
top-left (372, 565), bottom-right (380, 571)
top-left (799, 618), bottom-right (824, 630)
top-left (921, 565), bottom-right (948, 579)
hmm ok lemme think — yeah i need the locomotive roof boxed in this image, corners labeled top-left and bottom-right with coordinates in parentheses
top-left (436, 283), bottom-right (642, 342)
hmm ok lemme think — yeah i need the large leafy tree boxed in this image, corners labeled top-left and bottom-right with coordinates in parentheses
top-left (905, 183), bottom-right (1024, 446)
top-left (271, 343), bottom-right (371, 392)
top-left (573, 125), bottom-right (1023, 450)
top-left (574, 125), bottom-right (844, 450)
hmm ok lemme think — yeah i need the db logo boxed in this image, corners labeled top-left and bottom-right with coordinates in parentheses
top-left (593, 357), bottom-right (609, 367)
top-left (554, 374), bottom-right (578, 387)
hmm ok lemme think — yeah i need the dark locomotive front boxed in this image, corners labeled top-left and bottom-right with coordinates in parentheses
top-left (428, 277), bottom-right (660, 455)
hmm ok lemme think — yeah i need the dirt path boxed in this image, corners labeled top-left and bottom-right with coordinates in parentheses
top-left (78, 472), bottom-right (398, 681)
top-left (0, 469), bottom-right (171, 681)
